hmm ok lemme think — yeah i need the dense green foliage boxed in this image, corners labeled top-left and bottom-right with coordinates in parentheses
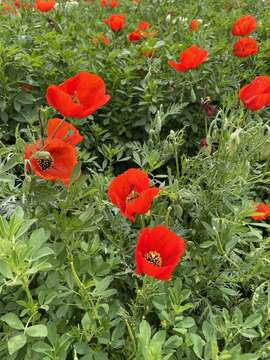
top-left (0, 0), bottom-right (270, 359)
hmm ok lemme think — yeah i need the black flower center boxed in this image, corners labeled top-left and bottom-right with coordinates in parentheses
top-left (144, 250), bottom-right (162, 267)
top-left (126, 190), bottom-right (139, 203)
top-left (35, 151), bottom-right (54, 171)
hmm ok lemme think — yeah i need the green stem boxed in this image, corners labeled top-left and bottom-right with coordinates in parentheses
top-left (22, 279), bottom-right (33, 307)
top-left (139, 216), bottom-right (145, 229)
top-left (68, 256), bottom-right (94, 308)
top-left (175, 144), bottom-right (180, 179)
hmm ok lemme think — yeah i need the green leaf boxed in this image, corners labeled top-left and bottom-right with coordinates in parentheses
top-left (239, 355), bottom-right (259, 360)
top-left (139, 320), bottom-right (151, 345)
top-left (25, 324), bottom-right (48, 337)
top-left (8, 333), bottom-right (27, 355)
top-left (0, 259), bottom-right (13, 279)
top-left (243, 313), bottom-right (262, 328)
top-left (240, 328), bottom-right (259, 338)
top-left (31, 247), bottom-right (54, 261)
top-left (1, 313), bottom-right (24, 330)
top-left (190, 333), bottom-right (205, 359)
top-left (32, 341), bottom-right (52, 354)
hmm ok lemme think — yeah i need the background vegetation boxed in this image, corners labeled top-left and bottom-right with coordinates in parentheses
top-left (0, 0), bottom-right (270, 358)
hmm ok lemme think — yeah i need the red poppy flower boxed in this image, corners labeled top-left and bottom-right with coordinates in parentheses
top-left (231, 15), bottom-right (256, 36)
top-left (233, 37), bottom-right (258, 58)
top-left (100, 0), bottom-right (106, 7)
top-left (46, 72), bottom-right (111, 119)
top-left (24, 138), bottom-right (78, 186)
top-left (34, 0), bottom-right (55, 12)
top-left (47, 118), bottom-right (83, 146)
top-left (108, 168), bottom-right (159, 222)
top-left (109, 0), bottom-right (118, 8)
top-left (168, 45), bottom-right (208, 72)
top-left (239, 76), bottom-right (270, 111)
top-left (13, 0), bottom-right (30, 9)
top-left (103, 14), bottom-right (125, 32)
top-left (251, 203), bottom-right (270, 220)
top-left (128, 30), bottom-right (142, 42)
top-left (138, 21), bottom-right (150, 30)
top-left (135, 225), bottom-right (186, 281)
top-left (189, 19), bottom-right (200, 31)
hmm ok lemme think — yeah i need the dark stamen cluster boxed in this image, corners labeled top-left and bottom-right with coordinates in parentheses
top-left (144, 251), bottom-right (162, 267)
top-left (37, 157), bottom-right (53, 171)
top-left (126, 190), bottom-right (140, 203)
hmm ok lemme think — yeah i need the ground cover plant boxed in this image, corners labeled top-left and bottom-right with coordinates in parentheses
top-left (0, 0), bottom-right (270, 359)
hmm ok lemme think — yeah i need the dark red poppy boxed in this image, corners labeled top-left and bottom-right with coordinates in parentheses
top-left (189, 19), bottom-right (199, 31)
top-left (109, 0), bottom-right (118, 8)
top-left (233, 37), bottom-right (258, 58)
top-left (199, 138), bottom-right (208, 148)
top-left (138, 21), bottom-right (150, 30)
top-left (34, 0), bottom-right (55, 11)
top-left (46, 72), bottom-right (111, 119)
top-left (201, 97), bottom-right (217, 118)
top-left (92, 33), bottom-right (110, 45)
top-left (168, 45), bottom-right (208, 72)
top-left (47, 118), bottom-right (83, 146)
top-left (251, 203), bottom-right (270, 220)
top-left (135, 225), bottom-right (186, 281)
top-left (231, 15), bottom-right (256, 36)
top-left (142, 49), bottom-right (155, 58)
top-left (108, 168), bottom-right (159, 222)
top-left (128, 30), bottom-right (142, 42)
top-left (103, 14), bottom-right (125, 32)
top-left (239, 76), bottom-right (270, 111)
top-left (24, 138), bottom-right (78, 186)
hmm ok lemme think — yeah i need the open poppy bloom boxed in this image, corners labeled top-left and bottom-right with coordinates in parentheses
top-left (47, 118), bottom-right (83, 146)
top-left (189, 19), bottom-right (200, 31)
top-left (251, 203), bottom-right (270, 220)
top-left (128, 30), bottom-right (142, 42)
top-left (108, 168), bottom-right (159, 222)
top-left (138, 21), bottom-right (150, 30)
top-left (239, 76), bottom-right (270, 111)
top-left (24, 138), bottom-right (78, 186)
top-left (135, 225), bottom-right (186, 281)
top-left (231, 15), bottom-right (256, 36)
top-left (34, 0), bottom-right (55, 11)
top-left (168, 45), bottom-right (208, 72)
top-left (233, 37), bottom-right (258, 58)
top-left (103, 14), bottom-right (125, 32)
top-left (46, 72), bottom-right (111, 119)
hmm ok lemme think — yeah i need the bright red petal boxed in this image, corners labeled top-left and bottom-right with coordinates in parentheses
top-left (47, 118), bottom-right (83, 145)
